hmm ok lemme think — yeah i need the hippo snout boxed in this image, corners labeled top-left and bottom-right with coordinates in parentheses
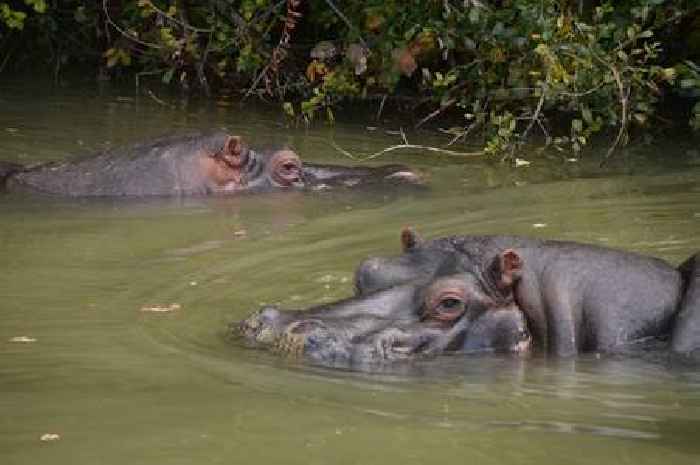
top-left (237, 305), bottom-right (287, 346)
top-left (236, 308), bottom-right (353, 363)
top-left (279, 319), bottom-right (353, 363)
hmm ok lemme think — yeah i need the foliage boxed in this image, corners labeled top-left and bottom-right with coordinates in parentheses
top-left (1, 1), bottom-right (699, 159)
top-left (0, 0), bottom-right (45, 30)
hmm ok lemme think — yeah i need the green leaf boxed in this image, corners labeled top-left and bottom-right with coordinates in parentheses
top-left (572, 119), bottom-right (583, 133)
top-left (582, 107), bottom-right (593, 124)
top-left (162, 68), bottom-right (175, 84)
top-left (74, 6), bottom-right (87, 23)
top-left (25, 0), bottom-right (46, 14)
top-left (468, 7), bottom-right (480, 24)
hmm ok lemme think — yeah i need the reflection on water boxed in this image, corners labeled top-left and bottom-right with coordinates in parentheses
top-left (2, 78), bottom-right (700, 465)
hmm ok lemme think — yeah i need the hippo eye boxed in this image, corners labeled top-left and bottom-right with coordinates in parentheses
top-left (423, 277), bottom-right (470, 322)
top-left (424, 293), bottom-right (466, 322)
top-left (440, 298), bottom-right (462, 309)
top-left (435, 296), bottom-right (466, 319)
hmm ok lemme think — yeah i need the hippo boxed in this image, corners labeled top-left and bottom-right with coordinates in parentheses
top-left (353, 229), bottom-right (700, 356)
top-left (237, 268), bottom-right (531, 368)
top-left (0, 131), bottom-right (421, 197)
top-left (236, 228), bottom-right (700, 366)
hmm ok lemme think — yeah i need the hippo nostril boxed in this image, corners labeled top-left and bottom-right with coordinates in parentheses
top-left (305, 334), bottom-right (320, 349)
top-left (258, 306), bottom-right (281, 324)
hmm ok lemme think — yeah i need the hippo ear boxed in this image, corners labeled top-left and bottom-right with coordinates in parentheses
top-left (401, 227), bottom-right (422, 252)
top-left (219, 136), bottom-right (249, 168)
top-left (224, 136), bottom-right (243, 157)
top-left (497, 249), bottom-right (523, 288)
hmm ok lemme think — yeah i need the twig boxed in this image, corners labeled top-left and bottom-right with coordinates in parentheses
top-left (249, 0), bottom-right (287, 30)
top-left (244, 0), bottom-right (300, 99)
top-left (399, 127), bottom-right (409, 145)
top-left (413, 61), bottom-right (482, 130)
top-left (571, 22), bottom-right (629, 165)
top-left (0, 36), bottom-right (16, 75)
top-left (145, 89), bottom-right (173, 107)
top-left (442, 96), bottom-right (488, 147)
top-left (597, 57), bottom-right (628, 166)
top-left (558, 82), bottom-right (605, 97)
top-left (614, 7), bottom-right (700, 53)
top-left (142, 0), bottom-right (213, 33)
top-left (376, 94), bottom-right (387, 121)
top-left (322, 0), bottom-right (367, 48)
top-left (244, 63), bottom-right (274, 100)
top-left (0, 27), bottom-right (18, 74)
top-left (102, 0), bottom-right (163, 49)
top-left (414, 98), bottom-right (457, 129)
top-left (329, 140), bottom-right (484, 161)
top-left (520, 84), bottom-right (546, 142)
top-left (443, 122), bottom-right (479, 147)
top-left (198, 32), bottom-right (213, 97)
top-left (536, 118), bottom-right (550, 142)
top-left (211, 0), bottom-right (250, 34)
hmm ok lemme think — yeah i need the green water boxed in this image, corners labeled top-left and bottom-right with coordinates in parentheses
top-left (2, 79), bottom-right (700, 464)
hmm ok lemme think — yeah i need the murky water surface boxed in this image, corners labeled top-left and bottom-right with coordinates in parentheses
top-left (2, 79), bottom-right (700, 464)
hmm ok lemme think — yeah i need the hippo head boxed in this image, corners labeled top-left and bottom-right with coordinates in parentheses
top-left (199, 136), bottom-right (304, 193)
top-left (235, 231), bottom-right (531, 368)
top-left (200, 134), bottom-right (422, 194)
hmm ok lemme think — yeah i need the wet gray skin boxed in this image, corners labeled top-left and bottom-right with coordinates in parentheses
top-left (354, 228), bottom-right (700, 357)
top-left (237, 273), bottom-right (531, 368)
top-left (0, 131), bottom-right (421, 197)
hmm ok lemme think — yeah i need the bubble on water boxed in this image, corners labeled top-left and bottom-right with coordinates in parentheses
top-left (316, 274), bottom-right (335, 283)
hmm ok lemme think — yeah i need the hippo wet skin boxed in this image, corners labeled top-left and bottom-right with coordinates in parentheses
top-left (237, 228), bottom-right (700, 366)
top-left (0, 131), bottom-right (420, 197)
top-left (238, 265), bottom-right (531, 367)
top-left (353, 229), bottom-right (700, 357)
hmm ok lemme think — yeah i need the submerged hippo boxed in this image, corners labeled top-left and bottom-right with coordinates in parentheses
top-left (0, 131), bottom-right (420, 196)
top-left (239, 286), bottom-right (530, 368)
top-left (237, 237), bottom-right (532, 367)
top-left (354, 229), bottom-right (700, 356)
top-left (236, 228), bottom-right (700, 366)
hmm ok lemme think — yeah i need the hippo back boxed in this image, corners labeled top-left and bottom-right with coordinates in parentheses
top-left (8, 132), bottom-right (229, 197)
